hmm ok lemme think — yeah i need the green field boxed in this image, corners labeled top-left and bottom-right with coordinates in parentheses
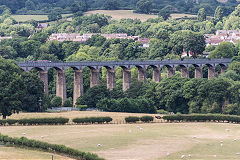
top-left (85, 10), bottom-right (158, 21)
top-left (0, 146), bottom-right (74, 160)
top-left (1, 111), bottom-right (240, 160)
top-left (0, 14), bottom-right (72, 22)
top-left (85, 10), bottom-right (198, 21)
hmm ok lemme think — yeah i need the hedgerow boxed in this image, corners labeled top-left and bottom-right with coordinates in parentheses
top-left (0, 134), bottom-right (104, 160)
top-left (162, 114), bottom-right (240, 123)
top-left (0, 118), bottom-right (69, 126)
top-left (72, 117), bottom-right (113, 124)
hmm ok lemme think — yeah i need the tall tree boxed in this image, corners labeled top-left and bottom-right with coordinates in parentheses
top-left (0, 57), bottom-right (25, 119)
top-left (169, 30), bottom-right (206, 58)
top-left (214, 6), bottom-right (224, 22)
top-left (198, 8), bottom-right (206, 22)
top-left (136, 0), bottom-right (152, 14)
top-left (209, 42), bottom-right (236, 58)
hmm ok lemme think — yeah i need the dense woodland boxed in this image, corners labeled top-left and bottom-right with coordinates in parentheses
top-left (0, 2), bottom-right (240, 119)
top-left (0, 0), bottom-right (239, 15)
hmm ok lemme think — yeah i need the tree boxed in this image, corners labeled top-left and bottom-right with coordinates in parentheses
top-left (20, 40), bottom-right (41, 58)
top-left (155, 76), bottom-right (190, 113)
top-left (169, 30), bottom-right (206, 58)
top-left (103, 0), bottom-right (120, 10)
top-left (0, 57), bottom-right (25, 119)
top-left (86, 34), bottom-right (106, 47)
top-left (214, 6), bottom-right (223, 22)
top-left (50, 96), bottom-right (62, 107)
top-left (48, 11), bottom-right (62, 21)
top-left (198, 8), bottom-right (206, 22)
top-left (21, 72), bottom-right (44, 112)
top-left (0, 45), bottom-right (17, 59)
top-left (25, 0), bottom-right (35, 10)
top-left (31, 32), bottom-right (49, 43)
top-left (148, 38), bottom-right (169, 59)
top-left (158, 9), bottom-right (171, 20)
top-left (136, 0), bottom-right (152, 14)
top-left (209, 42), bottom-right (236, 58)
top-left (76, 85), bottom-right (110, 108)
top-left (230, 4), bottom-right (240, 17)
top-left (71, 0), bottom-right (88, 13)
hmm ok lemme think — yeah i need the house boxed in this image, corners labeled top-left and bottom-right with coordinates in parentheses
top-left (205, 30), bottom-right (240, 46)
top-left (48, 33), bottom-right (150, 47)
top-left (37, 23), bottom-right (49, 30)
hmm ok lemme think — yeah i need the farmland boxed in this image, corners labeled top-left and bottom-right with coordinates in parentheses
top-left (1, 112), bottom-right (240, 160)
top-left (85, 10), bottom-right (198, 21)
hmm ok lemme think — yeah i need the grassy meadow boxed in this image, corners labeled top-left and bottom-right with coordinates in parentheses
top-left (85, 10), bottom-right (198, 21)
top-left (85, 10), bottom-right (158, 21)
top-left (0, 146), bottom-right (74, 160)
top-left (1, 111), bottom-right (240, 160)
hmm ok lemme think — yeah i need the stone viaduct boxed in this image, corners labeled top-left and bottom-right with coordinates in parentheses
top-left (17, 58), bottom-right (231, 105)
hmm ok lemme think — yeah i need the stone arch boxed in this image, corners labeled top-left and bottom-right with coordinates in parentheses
top-left (176, 64), bottom-right (189, 78)
top-left (203, 64), bottom-right (215, 79)
top-left (218, 63), bottom-right (228, 74)
top-left (162, 64), bottom-right (175, 78)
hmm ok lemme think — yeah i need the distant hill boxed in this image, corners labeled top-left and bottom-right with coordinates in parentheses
top-left (0, 0), bottom-right (239, 16)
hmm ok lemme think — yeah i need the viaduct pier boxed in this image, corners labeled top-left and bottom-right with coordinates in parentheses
top-left (17, 58), bottom-right (231, 105)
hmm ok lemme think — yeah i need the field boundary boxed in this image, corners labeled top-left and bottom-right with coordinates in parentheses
top-left (0, 134), bottom-right (104, 160)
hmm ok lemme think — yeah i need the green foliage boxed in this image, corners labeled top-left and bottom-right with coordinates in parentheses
top-left (76, 105), bottom-right (88, 111)
top-left (0, 117), bottom-right (69, 125)
top-left (163, 114), bottom-right (240, 123)
top-left (157, 109), bottom-right (169, 114)
top-left (198, 8), bottom-right (206, 22)
top-left (0, 57), bottom-right (25, 119)
top-left (209, 42), bottom-right (236, 58)
top-left (0, 134), bottom-right (104, 160)
top-left (140, 116), bottom-right (153, 122)
top-left (48, 11), bottom-right (62, 21)
top-left (18, 117), bottom-right (69, 125)
top-left (76, 85), bottom-right (110, 108)
top-left (96, 97), bottom-right (157, 114)
top-left (50, 96), bottom-right (62, 107)
top-left (63, 98), bottom-right (73, 107)
top-left (169, 30), bottom-right (205, 57)
top-left (136, 0), bottom-right (152, 14)
top-left (86, 34), bottom-right (106, 47)
top-left (72, 117), bottom-right (112, 124)
top-left (125, 116), bottom-right (140, 123)
top-left (103, 0), bottom-right (120, 10)
top-left (214, 6), bottom-right (224, 22)
top-left (21, 72), bottom-right (44, 112)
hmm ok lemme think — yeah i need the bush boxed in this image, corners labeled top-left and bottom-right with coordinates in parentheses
top-left (63, 98), bottom-right (73, 107)
top-left (125, 116), bottom-right (140, 123)
top-left (18, 117), bottom-right (69, 125)
top-left (162, 114), bottom-right (240, 123)
top-left (140, 116), bottom-right (154, 123)
top-left (0, 134), bottom-right (104, 160)
top-left (76, 105), bottom-right (88, 111)
top-left (73, 117), bottom-right (113, 124)
top-left (157, 109), bottom-right (169, 114)
top-left (51, 96), bottom-right (62, 107)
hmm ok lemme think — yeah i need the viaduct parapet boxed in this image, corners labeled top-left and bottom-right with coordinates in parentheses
top-left (17, 59), bottom-right (231, 105)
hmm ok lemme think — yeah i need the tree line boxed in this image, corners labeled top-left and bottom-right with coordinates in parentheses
top-left (0, 0), bottom-right (238, 16)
